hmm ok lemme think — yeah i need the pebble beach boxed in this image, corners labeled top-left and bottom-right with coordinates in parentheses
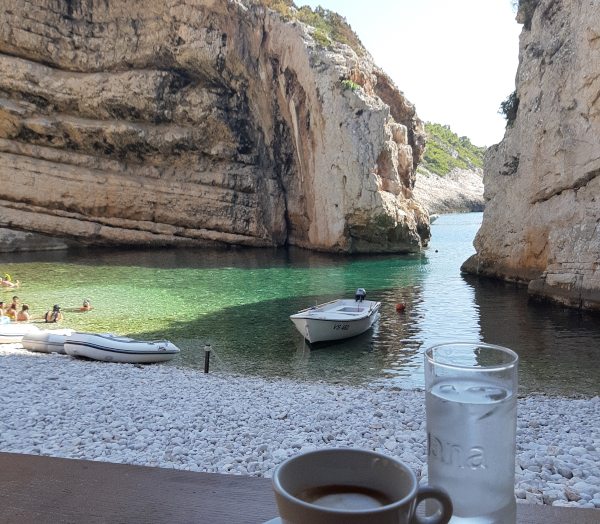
top-left (1, 345), bottom-right (599, 510)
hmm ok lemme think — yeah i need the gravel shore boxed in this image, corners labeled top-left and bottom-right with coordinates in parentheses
top-left (1, 345), bottom-right (599, 509)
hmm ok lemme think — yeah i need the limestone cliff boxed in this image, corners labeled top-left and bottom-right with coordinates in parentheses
top-left (414, 168), bottom-right (484, 215)
top-left (0, 0), bottom-right (429, 253)
top-left (462, 0), bottom-right (600, 310)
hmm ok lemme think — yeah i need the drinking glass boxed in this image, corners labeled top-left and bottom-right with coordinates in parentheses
top-left (424, 342), bottom-right (518, 524)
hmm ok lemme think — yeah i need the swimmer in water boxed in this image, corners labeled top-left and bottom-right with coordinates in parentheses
top-left (80, 299), bottom-right (93, 312)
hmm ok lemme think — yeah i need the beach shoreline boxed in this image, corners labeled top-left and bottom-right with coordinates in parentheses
top-left (1, 345), bottom-right (598, 509)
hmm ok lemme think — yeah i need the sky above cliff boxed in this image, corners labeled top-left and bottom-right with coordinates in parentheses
top-left (301, 0), bottom-right (521, 147)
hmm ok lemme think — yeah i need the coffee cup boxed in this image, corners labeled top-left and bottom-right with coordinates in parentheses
top-left (272, 448), bottom-right (452, 524)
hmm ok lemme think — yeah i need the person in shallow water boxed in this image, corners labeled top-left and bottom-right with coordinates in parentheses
top-left (16, 304), bottom-right (30, 322)
top-left (80, 299), bottom-right (93, 312)
top-left (5, 303), bottom-right (18, 320)
top-left (44, 305), bottom-right (63, 323)
top-left (0, 277), bottom-right (20, 288)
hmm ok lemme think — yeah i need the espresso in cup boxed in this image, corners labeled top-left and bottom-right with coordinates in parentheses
top-left (272, 448), bottom-right (452, 524)
top-left (297, 484), bottom-right (393, 510)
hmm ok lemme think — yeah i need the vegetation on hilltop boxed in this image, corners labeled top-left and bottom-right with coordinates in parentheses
top-left (420, 123), bottom-right (486, 176)
top-left (254, 0), bottom-right (365, 55)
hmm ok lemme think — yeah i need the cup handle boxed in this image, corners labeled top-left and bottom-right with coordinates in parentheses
top-left (410, 486), bottom-right (453, 524)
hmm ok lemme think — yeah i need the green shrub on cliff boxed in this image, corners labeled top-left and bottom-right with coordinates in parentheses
top-left (255, 1), bottom-right (365, 55)
top-left (259, 0), bottom-right (295, 17)
top-left (499, 91), bottom-right (519, 127)
top-left (341, 79), bottom-right (360, 91)
top-left (421, 123), bottom-right (486, 176)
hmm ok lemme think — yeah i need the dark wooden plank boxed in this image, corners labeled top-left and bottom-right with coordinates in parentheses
top-left (0, 453), bottom-right (598, 523)
top-left (0, 452), bottom-right (276, 523)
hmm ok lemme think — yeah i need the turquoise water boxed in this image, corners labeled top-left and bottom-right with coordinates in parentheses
top-left (2, 213), bottom-right (599, 396)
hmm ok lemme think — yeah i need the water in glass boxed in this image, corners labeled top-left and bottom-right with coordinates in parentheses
top-left (427, 377), bottom-right (517, 523)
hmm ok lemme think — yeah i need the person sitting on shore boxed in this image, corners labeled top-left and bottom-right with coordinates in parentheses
top-left (16, 304), bottom-right (31, 322)
top-left (80, 299), bottom-right (93, 312)
top-left (44, 305), bottom-right (63, 323)
top-left (0, 302), bottom-right (8, 324)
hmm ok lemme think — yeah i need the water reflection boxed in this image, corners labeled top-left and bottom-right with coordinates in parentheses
top-left (466, 275), bottom-right (600, 396)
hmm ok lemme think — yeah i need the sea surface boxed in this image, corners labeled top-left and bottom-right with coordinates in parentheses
top-left (3, 213), bottom-right (599, 396)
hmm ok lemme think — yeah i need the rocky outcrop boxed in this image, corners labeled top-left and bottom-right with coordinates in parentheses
top-left (413, 168), bottom-right (484, 215)
top-left (0, 227), bottom-right (76, 252)
top-left (0, 0), bottom-right (429, 253)
top-left (462, 0), bottom-right (600, 310)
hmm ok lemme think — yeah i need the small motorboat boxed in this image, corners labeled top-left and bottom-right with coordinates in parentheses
top-left (64, 332), bottom-right (180, 363)
top-left (0, 323), bottom-right (41, 344)
top-left (290, 288), bottom-right (381, 344)
top-left (22, 329), bottom-right (75, 354)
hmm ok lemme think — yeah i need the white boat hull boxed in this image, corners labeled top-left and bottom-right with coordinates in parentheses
top-left (64, 333), bottom-right (180, 363)
top-left (0, 323), bottom-right (41, 344)
top-left (22, 329), bottom-right (75, 354)
top-left (290, 299), bottom-right (381, 344)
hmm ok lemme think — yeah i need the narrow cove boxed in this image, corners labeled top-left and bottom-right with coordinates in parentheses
top-left (3, 213), bottom-right (599, 397)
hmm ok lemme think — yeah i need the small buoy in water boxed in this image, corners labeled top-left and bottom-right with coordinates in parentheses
top-left (395, 303), bottom-right (406, 313)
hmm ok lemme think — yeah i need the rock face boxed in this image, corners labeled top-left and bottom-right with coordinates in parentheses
top-left (462, 0), bottom-right (600, 310)
top-left (413, 168), bottom-right (484, 215)
top-left (0, 0), bottom-right (429, 253)
top-left (0, 227), bottom-right (75, 253)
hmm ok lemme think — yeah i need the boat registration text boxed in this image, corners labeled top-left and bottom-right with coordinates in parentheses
top-left (333, 323), bottom-right (350, 331)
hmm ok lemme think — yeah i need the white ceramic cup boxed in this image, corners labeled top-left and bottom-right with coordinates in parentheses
top-left (272, 448), bottom-right (452, 524)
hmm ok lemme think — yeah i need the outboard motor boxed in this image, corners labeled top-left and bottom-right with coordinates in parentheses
top-left (355, 288), bottom-right (366, 302)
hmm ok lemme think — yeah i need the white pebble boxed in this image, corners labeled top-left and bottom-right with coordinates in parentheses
top-left (0, 346), bottom-right (598, 510)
